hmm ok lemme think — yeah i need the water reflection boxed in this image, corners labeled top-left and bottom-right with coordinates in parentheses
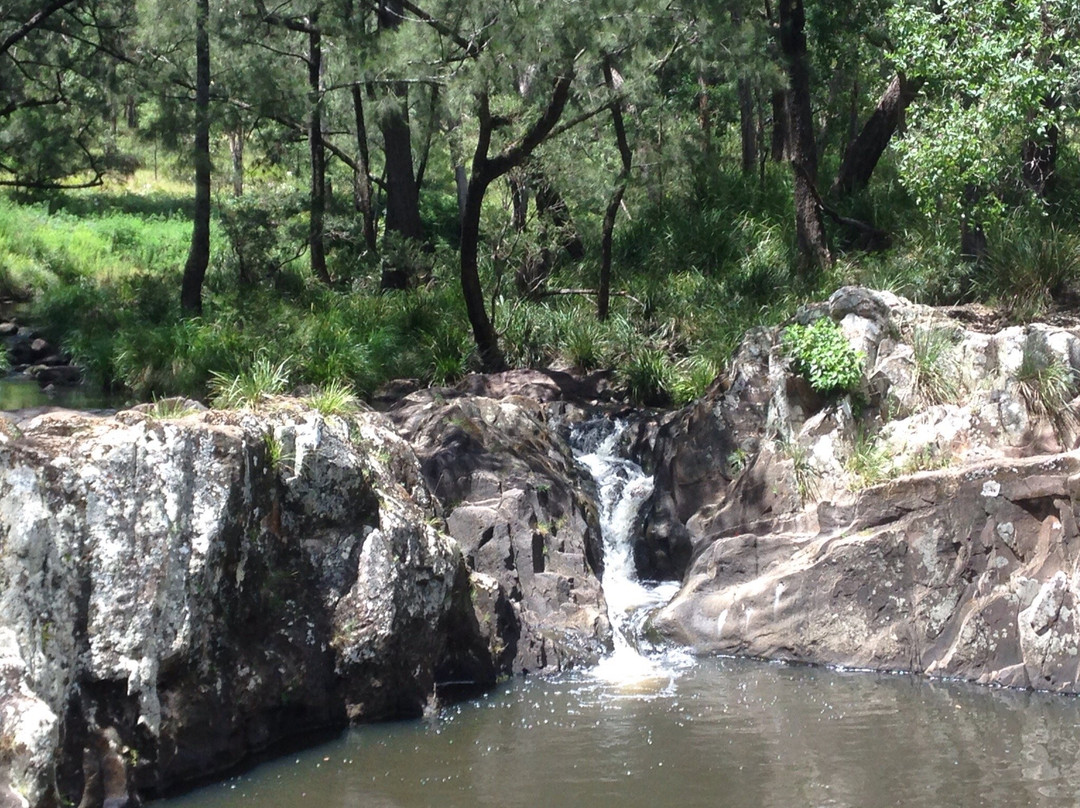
top-left (160, 658), bottom-right (1080, 808)
top-left (0, 376), bottom-right (123, 411)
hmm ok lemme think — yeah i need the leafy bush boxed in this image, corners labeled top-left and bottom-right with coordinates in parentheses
top-left (782, 317), bottom-right (864, 396)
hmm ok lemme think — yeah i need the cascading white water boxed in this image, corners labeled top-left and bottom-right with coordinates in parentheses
top-left (572, 419), bottom-right (682, 686)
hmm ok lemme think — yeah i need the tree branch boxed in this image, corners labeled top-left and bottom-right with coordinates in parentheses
top-left (0, 0), bottom-right (78, 56)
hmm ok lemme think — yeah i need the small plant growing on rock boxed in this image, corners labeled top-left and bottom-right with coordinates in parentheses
top-left (782, 318), bottom-right (864, 397)
top-left (911, 325), bottom-right (962, 405)
top-left (845, 428), bottom-right (890, 489)
top-left (209, 355), bottom-right (291, 409)
top-left (774, 437), bottom-right (819, 503)
top-left (306, 379), bottom-right (359, 416)
top-left (1016, 339), bottom-right (1078, 441)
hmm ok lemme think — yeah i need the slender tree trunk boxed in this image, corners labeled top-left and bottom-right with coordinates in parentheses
top-left (460, 76), bottom-right (573, 370)
top-left (831, 74), bottom-right (921, 198)
top-left (454, 164), bottom-right (468, 226)
top-left (460, 172), bottom-right (503, 370)
top-left (351, 84), bottom-right (378, 252)
top-left (510, 170), bottom-right (529, 232)
top-left (228, 126), bottom-right (244, 197)
top-left (737, 78), bottom-right (757, 174)
top-left (308, 23), bottom-right (330, 284)
top-left (960, 184), bottom-right (988, 262)
top-left (770, 89), bottom-right (788, 161)
top-left (180, 0), bottom-right (211, 315)
top-left (414, 84), bottom-right (439, 192)
top-left (697, 73), bottom-right (712, 153)
top-left (599, 57), bottom-right (632, 323)
top-left (778, 0), bottom-right (830, 273)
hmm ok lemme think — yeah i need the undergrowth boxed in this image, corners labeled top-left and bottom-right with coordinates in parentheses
top-left (4, 149), bottom-right (1079, 409)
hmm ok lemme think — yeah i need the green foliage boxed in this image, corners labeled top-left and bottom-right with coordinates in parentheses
top-left (209, 356), bottom-right (291, 409)
top-left (782, 318), bottom-right (865, 396)
top-left (888, 0), bottom-right (1080, 230)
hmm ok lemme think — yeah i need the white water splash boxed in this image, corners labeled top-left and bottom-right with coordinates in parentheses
top-left (573, 420), bottom-right (684, 688)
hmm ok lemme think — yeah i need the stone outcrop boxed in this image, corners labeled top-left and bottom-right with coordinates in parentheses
top-left (0, 404), bottom-right (493, 807)
top-left (652, 287), bottom-right (1080, 693)
top-left (390, 391), bottom-right (611, 674)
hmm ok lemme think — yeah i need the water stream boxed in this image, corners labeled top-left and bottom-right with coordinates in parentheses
top-left (570, 417), bottom-right (684, 686)
top-left (156, 415), bottom-right (1080, 807)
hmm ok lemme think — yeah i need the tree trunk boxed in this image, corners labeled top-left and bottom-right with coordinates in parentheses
top-left (697, 73), bottom-right (712, 153)
top-left (599, 57), bottom-right (632, 323)
top-left (770, 89), bottom-right (788, 161)
top-left (378, 0), bottom-right (423, 284)
top-left (308, 23), bottom-right (330, 284)
top-left (831, 74), bottom-right (921, 198)
top-left (351, 84), bottom-right (378, 252)
top-left (510, 170), bottom-right (529, 232)
top-left (460, 76), bottom-right (573, 371)
top-left (960, 184), bottom-right (988, 262)
top-left (228, 126), bottom-right (244, 197)
top-left (460, 172), bottom-right (504, 370)
top-left (779, 0), bottom-right (830, 273)
top-left (180, 0), bottom-right (211, 315)
top-left (737, 78), bottom-right (756, 174)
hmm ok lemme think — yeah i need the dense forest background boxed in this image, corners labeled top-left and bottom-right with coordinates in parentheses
top-left (1, 0), bottom-right (1078, 406)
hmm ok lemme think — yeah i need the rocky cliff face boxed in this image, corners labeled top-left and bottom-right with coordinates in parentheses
top-left (649, 287), bottom-right (1080, 694)
top-left (0, 404), bottom-right (503, 807)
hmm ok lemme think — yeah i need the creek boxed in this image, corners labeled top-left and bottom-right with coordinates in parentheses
top-left (157, 417), bottom-right (1080, 808)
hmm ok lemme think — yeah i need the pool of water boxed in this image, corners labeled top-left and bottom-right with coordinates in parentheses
top-left (160, 656), bottom-right (1080, 808)
top-left (0, 375), bottom-right (125, 412)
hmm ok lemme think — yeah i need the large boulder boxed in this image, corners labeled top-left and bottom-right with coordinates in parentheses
top-left (391, 392), bottom-right (612, 674)
top-left (0, 404), bottom-right (490, 807)
top-left (654, 287), bottom-right (1080, 691)
top-left (658, 452), bottom-right (1080, 692)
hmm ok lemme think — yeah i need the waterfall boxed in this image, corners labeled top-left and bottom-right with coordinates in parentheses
top-left (572, 418), bottom-right (682, 685)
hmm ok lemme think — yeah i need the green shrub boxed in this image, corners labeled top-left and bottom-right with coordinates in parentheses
top-left (782, 317), bottom-right (864, 396)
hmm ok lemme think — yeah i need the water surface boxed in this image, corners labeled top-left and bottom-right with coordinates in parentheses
top-left (162, 657), bottom-right (1080, 808)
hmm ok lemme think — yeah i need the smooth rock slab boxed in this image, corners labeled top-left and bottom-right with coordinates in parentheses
top-left (657, 452), bottom-right (1080, 692)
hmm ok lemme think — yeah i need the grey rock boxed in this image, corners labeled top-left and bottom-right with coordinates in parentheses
top-left (391, 392), bottom-right (611, 674)
top-left (0, 405), bottom-right (491, 806)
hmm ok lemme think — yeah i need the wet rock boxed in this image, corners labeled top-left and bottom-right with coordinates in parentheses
top-left (0, 323), bottom-right (17, 338)
top-left (391, 392), bottom-right (611, 674)
top-left (25, 365), bottom-right (81, 386)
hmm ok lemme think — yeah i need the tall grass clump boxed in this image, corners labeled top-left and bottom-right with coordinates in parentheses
top-left (209, 355), bottom-right (291, 409)
top-left (911, 325), bottom-right (962, 406)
